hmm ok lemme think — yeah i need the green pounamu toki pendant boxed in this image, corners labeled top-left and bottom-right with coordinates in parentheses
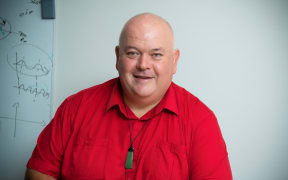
top-left (125, 146), bottom-right (134, 169)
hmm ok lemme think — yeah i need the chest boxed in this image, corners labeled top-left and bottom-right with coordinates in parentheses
top-left (60, 111), bottom-right (190, 179)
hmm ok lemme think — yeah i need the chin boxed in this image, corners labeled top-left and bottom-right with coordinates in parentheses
top-left (133, 88), bottom-right (155, 98)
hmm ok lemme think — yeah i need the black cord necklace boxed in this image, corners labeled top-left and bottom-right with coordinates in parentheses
top-left (124, 103), bottom-right (154, 169)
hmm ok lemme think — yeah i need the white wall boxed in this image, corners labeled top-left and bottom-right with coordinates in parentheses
top-left (55, 0), bottom-right (288, 179)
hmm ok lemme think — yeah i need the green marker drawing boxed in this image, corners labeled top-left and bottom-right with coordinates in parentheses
top-left (0, 26), bottom-right (5, 35)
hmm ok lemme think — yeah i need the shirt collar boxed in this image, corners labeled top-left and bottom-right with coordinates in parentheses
top-left (157, 82), bottom-right (179, 116)
top-left (106, 78), bottom-right (126, 114)
top-left (106, 78), bottom-right (179, 118)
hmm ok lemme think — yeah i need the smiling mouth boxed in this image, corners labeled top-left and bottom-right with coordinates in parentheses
top-left (133, 75), bottom-right (153, 79)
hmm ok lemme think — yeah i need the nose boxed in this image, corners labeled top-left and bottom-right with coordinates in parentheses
top-left (136, 54), bottom-right (150, 70)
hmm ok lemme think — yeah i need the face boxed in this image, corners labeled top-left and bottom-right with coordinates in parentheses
top-left (116, 18), bottom-right (180, 103)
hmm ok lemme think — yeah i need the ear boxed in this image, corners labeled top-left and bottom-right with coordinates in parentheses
top-left (115, 46), bottom-right (120, 71)
top-left (172, 49), bottom-right (180, 74)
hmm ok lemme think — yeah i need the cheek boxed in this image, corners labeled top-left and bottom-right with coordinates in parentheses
top-left (153, 64), bottom-right (162, 75)
top-left (154, 62), bottom-right (173, 75)
top-left (119, 58), bottom-right (135, 73)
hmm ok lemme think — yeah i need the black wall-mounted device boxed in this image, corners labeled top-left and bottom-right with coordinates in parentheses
top-left (41, 0), bottom-right (55, 19)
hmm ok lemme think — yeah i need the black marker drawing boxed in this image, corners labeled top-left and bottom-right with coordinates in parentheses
top-left (0, 17), bottom-right (11, 40)
top-left (19, 31), bottom-right (27, 43)
top-left (8, 52), bottom-right (50, 77)
top-left (19, 9), bottom-right (34, 18)
top-left (13, 82), bottom-right (50, 98)
top-left (0, 16), bottom-right (28, 42)
top-left (0, 116), bottom-right (47, 127)
top-left (30, 0), bottom-right (41, 5)
top-left (0, 103), bottom-right (48, 137)
top-left (6, 44), bottom-right (52, 99)
top-left (12, 102), bottom-right (19, 137)
top-left (41, 120), bottom-right (47, 126)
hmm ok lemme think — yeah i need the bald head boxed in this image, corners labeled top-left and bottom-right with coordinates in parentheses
top-left (119, 13), bottom-right (175, 49)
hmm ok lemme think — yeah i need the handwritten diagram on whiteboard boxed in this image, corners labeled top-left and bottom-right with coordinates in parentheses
top-left (0, 0), bottom-right (54, 178)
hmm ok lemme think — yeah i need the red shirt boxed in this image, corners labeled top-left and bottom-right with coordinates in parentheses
top-left (27, 78), bottom-right (232, 180)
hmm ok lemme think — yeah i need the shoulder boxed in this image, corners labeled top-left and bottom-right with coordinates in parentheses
top-left (171, 82), bottom-right (215, 123)
top-left (60, 78), bottom-right (117, 112)
top-left (67, 78), bottom-right (116, 102)
top-left (52, 78), bottom-right (118, 127)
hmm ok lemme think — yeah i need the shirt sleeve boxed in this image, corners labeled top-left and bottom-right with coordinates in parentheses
top-left (189, 106), bottom-right (233, 180)
top-left (27, 99), bottom-right (73, 179)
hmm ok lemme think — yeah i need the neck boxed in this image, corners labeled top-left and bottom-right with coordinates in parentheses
top-left (123, 95), bottom-right (162, 118)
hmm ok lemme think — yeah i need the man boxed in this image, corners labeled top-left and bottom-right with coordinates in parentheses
top-left (25, 13), bottom-right (233, 179)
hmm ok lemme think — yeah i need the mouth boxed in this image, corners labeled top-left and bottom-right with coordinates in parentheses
top-left (133, 75), bottom-right (154, 80)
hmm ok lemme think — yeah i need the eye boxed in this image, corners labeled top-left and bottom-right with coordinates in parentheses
top-left (126, 51), bottom-right (139, 59)
top-left (152, 53), bottom-right (163, 59)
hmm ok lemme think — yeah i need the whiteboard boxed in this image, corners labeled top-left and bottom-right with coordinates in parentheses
top-left (0, 0), bottom-right (54, 178)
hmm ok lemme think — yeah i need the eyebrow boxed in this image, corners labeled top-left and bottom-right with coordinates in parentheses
top-left (124, 46), bottom-right (164, 52)
top-left (125, 46), bottom-right (139, 51)
top-left (151, 48), bottom-right (164, 52)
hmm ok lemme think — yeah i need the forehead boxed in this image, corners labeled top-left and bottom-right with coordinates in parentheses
top-left (120, 19), bottom-right (174, 51)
